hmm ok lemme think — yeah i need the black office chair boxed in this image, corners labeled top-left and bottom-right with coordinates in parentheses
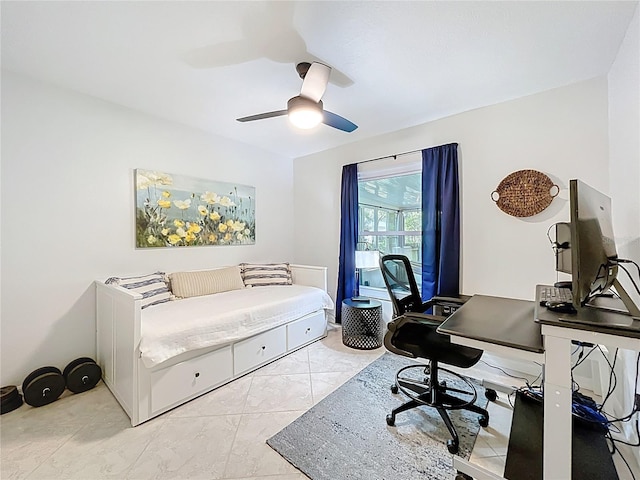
top-left (380, 254), bottom-right (496, 454)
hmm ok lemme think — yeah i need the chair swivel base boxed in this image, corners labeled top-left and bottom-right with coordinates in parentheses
top-left (386, 364), bottom-right (492, 454)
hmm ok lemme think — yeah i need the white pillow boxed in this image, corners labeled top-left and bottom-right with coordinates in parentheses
top-left (169, 266), bottom-right (245, 298)
top-left (239, 262), bottom-right (292, 287)
top-left (105, 272), bottom-right (171, 309)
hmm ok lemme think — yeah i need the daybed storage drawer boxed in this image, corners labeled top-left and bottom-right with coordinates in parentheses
top-left (287, 311), bottom-right (326, 350)
top-left (234, 326), bottom-right (286, 375)
top-left (150, 345), bottom-right (232, 413)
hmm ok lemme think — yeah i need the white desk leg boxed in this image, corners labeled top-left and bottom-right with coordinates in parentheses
top-left (543, 335), bottom-right (573, 480)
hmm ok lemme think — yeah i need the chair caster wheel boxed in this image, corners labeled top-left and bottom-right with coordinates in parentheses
top-left (479, 414), bottom-right (489, 427)
top-left (485, 388), bottom-right (498, 402)
top-left (455, 473), bottom-right (473, 480)
top-left (447, 439), bottom-right (459, 454)
top-left (386, 414), bottom-right (395, 426)
top-left (390, 384), bottom-right (399, 394)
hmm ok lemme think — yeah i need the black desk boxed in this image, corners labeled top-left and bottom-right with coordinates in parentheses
top-left (437, 293), bottom-right (634, 480)
top-left (437, 295), bottom-right (544, 369)
top-left (437, 295), bottom-right (543, 356)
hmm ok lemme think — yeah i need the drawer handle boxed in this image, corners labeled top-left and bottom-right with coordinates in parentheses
top-left (194, 372), bottom-right (200, 378)
top-left (261, 345), bottom-right (266, 350)
top-left (305, 327), bottom-right (311, 334)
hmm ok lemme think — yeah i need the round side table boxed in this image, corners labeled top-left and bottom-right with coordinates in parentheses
top-left (341, 299), bottom-right (384, 350)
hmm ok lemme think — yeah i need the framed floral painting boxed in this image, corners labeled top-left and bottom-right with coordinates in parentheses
top-left (135, 169), bottom-right (255, 248)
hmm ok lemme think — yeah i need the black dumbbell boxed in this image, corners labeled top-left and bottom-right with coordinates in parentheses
top-left (1, 385), bottom-right (24, 414)
top-left (63, 357), bottom-right (102, 394)
top-left (22, 366), bottom-right (66, 407)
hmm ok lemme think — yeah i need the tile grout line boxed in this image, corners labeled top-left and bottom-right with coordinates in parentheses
top-left (21, 422), bottom-right (85, 480)
top-left (221, 375), bottom-right (255, 478)
top-left (121, 418), bottom-right (169, 479)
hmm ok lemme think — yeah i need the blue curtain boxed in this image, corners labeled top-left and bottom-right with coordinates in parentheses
top-left (336, 163), bottom-right (359, 323)
top-left (421, 143), bottom-right (460, 300)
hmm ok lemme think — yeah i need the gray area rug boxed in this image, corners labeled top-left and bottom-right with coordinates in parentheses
top-left (267, 352), bottom-right (487, 480)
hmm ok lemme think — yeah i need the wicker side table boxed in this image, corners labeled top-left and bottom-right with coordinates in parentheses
top-left (341, 299), bottom-right (384, 350)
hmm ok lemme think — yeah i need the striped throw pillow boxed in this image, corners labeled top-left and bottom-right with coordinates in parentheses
top-left (240, 263), bottom-right (292, 287)
top-left (105, 272), bottom-right (171, 309)
top-left (169, 266), bottom-right (245, 299)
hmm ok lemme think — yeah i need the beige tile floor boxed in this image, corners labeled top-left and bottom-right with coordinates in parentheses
top-left (1, 325), bottom-right (516, 480)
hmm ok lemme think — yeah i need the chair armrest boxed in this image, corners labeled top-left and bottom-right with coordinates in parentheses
top-left (402, 312), bottom-right (448, 327)
top-left (384, 312), bottom-right (450, 358)
top-left (430, 295), bottom-right (470, 305)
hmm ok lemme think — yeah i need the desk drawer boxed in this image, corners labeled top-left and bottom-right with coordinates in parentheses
top-left (287, 311), bottom-right (326, 351)
top-left (233, 326), bottom-right (286, 375)
top-left (150, 345), bottom-right (232, 413)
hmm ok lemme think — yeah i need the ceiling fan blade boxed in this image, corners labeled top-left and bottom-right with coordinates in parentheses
top-left (236, 110), bottom-right (288, 122)
top-left (300, 62), bottom-right (331, 102)
top-left (323, 111), bottom-right (358, 133)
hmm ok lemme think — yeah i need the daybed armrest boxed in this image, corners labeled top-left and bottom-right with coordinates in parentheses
top-left (96, 280), bottom-right (143, 302)
top-left (290, 265), bottom-right (328, 292)
top-left (95, 280), bottom-right (143, 422)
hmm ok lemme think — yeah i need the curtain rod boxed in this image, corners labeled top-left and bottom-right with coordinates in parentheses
top-left (356, 148), bottom-right (424, 165)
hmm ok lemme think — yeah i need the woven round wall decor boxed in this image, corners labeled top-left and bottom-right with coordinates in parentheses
top-left (491, 170), bottom-right (558, 217)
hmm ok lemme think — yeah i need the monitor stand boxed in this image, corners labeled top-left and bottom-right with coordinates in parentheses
top-left (585, 278), bottom-right (640, 320)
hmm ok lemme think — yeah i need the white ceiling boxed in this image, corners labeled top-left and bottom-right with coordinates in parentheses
top-left (1, 1), bottom-right (637, 159)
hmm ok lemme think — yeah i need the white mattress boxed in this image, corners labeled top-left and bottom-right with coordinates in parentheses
top-left (140, 285), bottom-right (334, 367)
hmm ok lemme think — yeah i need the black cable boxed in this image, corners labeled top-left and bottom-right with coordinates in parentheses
top-left (612, 416), bottom-right (640, 447)
top-left (617, 258), bottom-right (640, 280)
top-left (573, 345), bottom-right (598, 369)
top-left (479, 359), bottom-right (540, 386)
top-left (599, 346), bottom-right (619, 412)
top-left (608, 430), bottom-right (637, 480)
top-left (617, 263), bottom-right (640, 296)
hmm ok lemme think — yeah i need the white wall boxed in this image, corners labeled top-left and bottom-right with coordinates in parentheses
top-left (608, 4), bottom-right (640, 476)
top-left (609, 4), bottom-right (640, 285)
top-left (293, 77), bottom-right (610, 303)
top-left (0, 71), bottom-right (294, 385)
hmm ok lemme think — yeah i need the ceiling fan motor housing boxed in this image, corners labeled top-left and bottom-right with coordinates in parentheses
top-left (287, 96), bottom-right (322, 113)
top-left (287, 96), bottom-right (323, 129)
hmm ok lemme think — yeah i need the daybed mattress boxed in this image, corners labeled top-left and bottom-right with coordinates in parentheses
top-left (140, 285), bottom-right (334, 367)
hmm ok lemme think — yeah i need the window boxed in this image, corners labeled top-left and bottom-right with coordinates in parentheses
top-left (357, 171), bottom-right (422, 293)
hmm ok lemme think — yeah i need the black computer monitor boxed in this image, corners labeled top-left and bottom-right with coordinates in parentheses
top-left (569, 179), bottom-right (640, 318)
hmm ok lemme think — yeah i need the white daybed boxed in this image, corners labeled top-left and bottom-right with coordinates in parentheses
top-left (96, 264), bottom-right (332, 426)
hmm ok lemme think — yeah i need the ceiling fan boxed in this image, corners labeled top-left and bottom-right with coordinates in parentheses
top-left (236, 62), bottom-right (358, 132)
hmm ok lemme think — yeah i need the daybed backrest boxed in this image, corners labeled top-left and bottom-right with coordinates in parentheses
top-left (290, 265), bottom-right (328, 291)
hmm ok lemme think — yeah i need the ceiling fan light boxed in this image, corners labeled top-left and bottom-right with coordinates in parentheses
top-left (287, 96), bottom-right (323, 129)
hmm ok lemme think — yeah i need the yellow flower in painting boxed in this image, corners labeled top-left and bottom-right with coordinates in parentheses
top-left (185, 231), bottom-right (196, 243)
top-left (226, 219), bottom-right (234, 227)
top-left (198, 205), bottom-right (208, 216)
top-left (219, 196), bottom-right (235, 207)
top-left (176, 227), bottom-right (186, 237)
top-left (161, 228), bottom-right (169, 236)
top-left (168, 234), bottom-right (181, 245)
top-left (147, 235), bottom-right (157, 245)
top-left (187, 223), bottom-right (202, 234)
top-left (224, 233), bottom-right (232, 242)
top-left (162, 191), bottom-right (171, 198)
top-left (208, 234), bottom-right (217, 243)
top-left (218, 224), bottom-right (228, 233)
top-left (201, 191), bottom-right (220, 204)
top-left (174, 219), bottom-right (184, 228)
top-left (157, 199), bottom-right (171, 208)
top-left (173, 199), bottom-right (191, 210)
top-left (209, 211), bottom-right (220, 222)
top-left (231, 221), bottom-right (245, 232)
